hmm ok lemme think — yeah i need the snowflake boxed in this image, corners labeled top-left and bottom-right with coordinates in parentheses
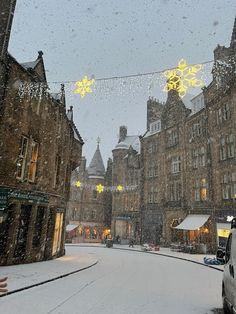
top-left (117, 185), bottom-right (123, 192)
top-left (75, 180), bottom-right (81, 188)
top-left (74, 76), bottom-right (95, 98)
top-left (163, 59), bottom-right (203, 98)
top-left (96, 184), bottom-right (104, 194)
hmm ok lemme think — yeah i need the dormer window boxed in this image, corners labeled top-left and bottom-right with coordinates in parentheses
top-left (150, 120), bottom-right (161, 135)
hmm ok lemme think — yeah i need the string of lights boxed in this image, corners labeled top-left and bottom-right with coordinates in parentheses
top-left (47, 59), bottom-right (214, 85)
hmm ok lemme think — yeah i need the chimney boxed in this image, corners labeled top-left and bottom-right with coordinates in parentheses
top-left (119, 126), bottom-right (127, 143)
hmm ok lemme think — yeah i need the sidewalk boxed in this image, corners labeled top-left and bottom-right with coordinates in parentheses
top-left (112, 244), bottom-right (224, 270)
top-left (0, 247), bottom-right (98, 292)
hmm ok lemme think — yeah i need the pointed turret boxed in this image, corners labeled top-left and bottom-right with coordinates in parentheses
top-left (87, 139), bottom-right (105, 178)
top-left (230, 16), bottom-right (236, 47)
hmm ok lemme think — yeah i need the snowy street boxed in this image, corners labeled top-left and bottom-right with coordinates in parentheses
top-left (0, 246), bottom-right (223, 314)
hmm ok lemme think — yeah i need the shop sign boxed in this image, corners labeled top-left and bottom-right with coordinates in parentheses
top-left (0, 188), bottom-right (49, 210)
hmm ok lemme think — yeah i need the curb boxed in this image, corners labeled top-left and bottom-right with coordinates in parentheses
top-left (68, 244), bottom-right (223, 273)
top-left (0, 259), bottom-right (98, 298)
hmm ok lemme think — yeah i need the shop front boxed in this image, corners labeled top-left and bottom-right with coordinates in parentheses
top-left (0, 187), bottom-right (50, 265)
top-left (174, 214), bottom-right (211, 253)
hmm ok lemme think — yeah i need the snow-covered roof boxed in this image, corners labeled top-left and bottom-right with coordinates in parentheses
top-left (175, 214), bottom-right (210, 230)
top-left (114, 135), bottom-right (140, 153)
top-left (21, 59), bottom-right (40, 70)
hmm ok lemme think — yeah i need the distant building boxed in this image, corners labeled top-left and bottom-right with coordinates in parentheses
top-left (0, 0), bottom-right (83, 265)
top-left (67, 142), bottom-right (112, 243)
top-left (111, 126), bottom-right (141, 242)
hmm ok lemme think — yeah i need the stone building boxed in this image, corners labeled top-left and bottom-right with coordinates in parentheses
top-left (111, 126), bottom-right (141, 242)
top-left (67, 143), bottom-right (112, 242)
top-left (0, 0), bottom-right (83, 265)
top-left (140, 18), bottom-right (236, 251)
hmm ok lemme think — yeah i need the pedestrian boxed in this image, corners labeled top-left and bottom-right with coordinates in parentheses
top-left (129, 238), bottom-right (134, 248)
top-left (0, 277), bottom-right (8, 293)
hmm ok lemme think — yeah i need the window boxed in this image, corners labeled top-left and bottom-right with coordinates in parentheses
top-left (217, 104), bottom-right (231, 124)
top-left (199, 147), bottom-right (205, 167)
top-left (227, 134), bottom-right (234, 158)
top-left (170, 181), bottom-right (181, 201)
top-left (220, 138), bottom-right (227, 160)
top-left (150, 120), bottom-right (161, 134)
top-left (220, 135), bottom-right (234, 160)
top-left (148, 186), bottom-right (154, 203)
top-left (153, 187), bottom-right (158, 203)
top-left (171, 156), bottom-right (181, 173)
top-left (28, 141), bottom-right (39, 182)
top-left (91, 210), bottom-right (96, 220)
top-left (93, 190), bottom-right (97, 199)
top-left (16, 136), bottom-right (29, 180)
top-left (167, 129), bottom-right (178, 147)
top-left (192, 149), bottom-right (198, 169)
top-left (194, 178), bottom-right (208, 201)
top-left (222, 103), bottom-right (230, 121)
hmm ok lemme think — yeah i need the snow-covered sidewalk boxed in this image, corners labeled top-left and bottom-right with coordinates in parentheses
top-left (112, 244), bottom-right (224, 270)
top-left (0, 248), bottom-right (98, 292)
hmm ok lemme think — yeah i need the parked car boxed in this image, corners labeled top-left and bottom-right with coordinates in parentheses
top-left (217, 218), bottom-right (236, 314)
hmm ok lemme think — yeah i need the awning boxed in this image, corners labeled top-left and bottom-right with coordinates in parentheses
top-left (66, 224), bottom-right (79, 232)
top-left (175, 215), bottom-right (210, 230)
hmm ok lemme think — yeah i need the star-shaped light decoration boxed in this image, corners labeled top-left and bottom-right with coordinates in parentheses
top-left (74, 76), bottom-right (95, 98)
top-left (96, 183), bottom-right (104, 194)
top-left (117, 185), bottom-right (123, 192)
top-left (163, 59), bottom-right (203, 98)
top-left (75, 180), bottom-right (81, 188)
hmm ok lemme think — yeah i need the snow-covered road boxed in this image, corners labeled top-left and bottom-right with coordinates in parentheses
top-left (0, 246), bottom-right (223, 314)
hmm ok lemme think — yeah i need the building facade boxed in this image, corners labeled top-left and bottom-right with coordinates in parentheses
top-left (67, 143), bottom-right (112, 242)
top-left (140, 18), bottom-right (236, 252)
top-left (0, 0), bottom-right (83, 265)
top-left (111, 126), bottom-right (141, 242)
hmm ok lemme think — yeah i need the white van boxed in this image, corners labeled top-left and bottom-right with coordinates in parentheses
top-left (219, 218), bottom-right (236, 314)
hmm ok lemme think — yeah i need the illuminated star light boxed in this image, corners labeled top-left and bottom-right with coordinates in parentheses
top-left (96, 184), bottom-right (104, 194)
top-left (163, 59), bottom-right (204, 98)
top-left (75, 180), bottom-right (81, 188)
top-left (74, 76), bottom-right (95, 98)
top-left (117, 185), bottom-right (123, 192)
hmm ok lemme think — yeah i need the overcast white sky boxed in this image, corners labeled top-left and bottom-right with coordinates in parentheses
top-left (9, 0), bottom-right (236, 165)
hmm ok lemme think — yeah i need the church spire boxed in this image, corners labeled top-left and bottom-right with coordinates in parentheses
top-left (230, 16), bottom-right (236, 47)
top-left (87, 139), bottom-right (105, 177)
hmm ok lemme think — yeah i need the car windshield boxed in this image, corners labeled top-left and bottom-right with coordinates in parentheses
top-left (0, 1), bottom-right (236, 313)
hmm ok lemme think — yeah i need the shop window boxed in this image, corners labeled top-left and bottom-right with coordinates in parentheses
top-left (16, 136), bottom-right (29, 180)
top-left (14, 205), bottom-right (31, 258)
top-left (52, 212), bottom-right (64, 255)
top-left (28, 141), bottom-right (39, 182)
top-left (33, 206), bottom-right (45, 247)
